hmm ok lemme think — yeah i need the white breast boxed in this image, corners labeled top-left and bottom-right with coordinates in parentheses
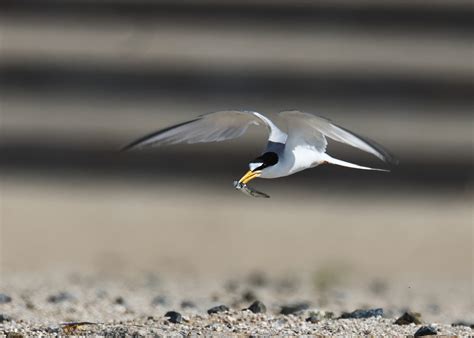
top-left (259, 145), bottom-right (325, 179)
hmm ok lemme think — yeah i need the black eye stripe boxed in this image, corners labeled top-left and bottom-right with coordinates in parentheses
top-left (251, 152), bottom-right (279, 170)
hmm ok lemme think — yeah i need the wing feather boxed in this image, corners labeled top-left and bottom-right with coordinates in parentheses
top-left (121, 110), bottom-right (285, 151)
top-left (279, 110), bottom-right (397, 164)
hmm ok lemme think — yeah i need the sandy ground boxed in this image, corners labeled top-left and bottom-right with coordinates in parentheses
top-left (1, 273), bottom-right (473, 336)
top-left (1, 176), bottom-right (473, 335)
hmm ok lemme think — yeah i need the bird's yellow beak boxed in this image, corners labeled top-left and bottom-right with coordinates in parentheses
top-left (238, 170), bottom-right (261, 184)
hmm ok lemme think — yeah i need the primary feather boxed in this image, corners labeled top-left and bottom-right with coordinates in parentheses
top-left (279, 110), bottom-right (397, 164)
top-left (121, 110), bottom-right (287, 151)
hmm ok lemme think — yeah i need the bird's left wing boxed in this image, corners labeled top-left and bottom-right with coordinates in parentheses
top-left (279, 110), bottom-right (397, 164)
top-left (121, 110), bottom-right (285, 151)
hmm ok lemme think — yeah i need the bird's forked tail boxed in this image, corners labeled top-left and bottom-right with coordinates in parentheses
top-left (322, 154), bottom-right (389, 172)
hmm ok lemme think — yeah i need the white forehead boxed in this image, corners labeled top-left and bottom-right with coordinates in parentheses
top-left (249, 162), bottom-right (263, 171)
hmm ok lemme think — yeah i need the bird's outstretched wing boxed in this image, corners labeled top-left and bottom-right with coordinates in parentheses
top-left (121, 110), bottom-right (287, 151)
top-left (279, 110), bottom-right (397, 164)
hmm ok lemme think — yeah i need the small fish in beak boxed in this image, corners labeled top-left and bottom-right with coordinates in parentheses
top-left (233, 180), bottom-right (270, 198)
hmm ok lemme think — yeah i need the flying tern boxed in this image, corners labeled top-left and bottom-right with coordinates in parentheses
top-left (122, 110), bottom-right (396, 197)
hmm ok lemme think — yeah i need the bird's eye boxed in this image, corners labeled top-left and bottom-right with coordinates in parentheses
top-left (249, 162), bottom-right (263, 171)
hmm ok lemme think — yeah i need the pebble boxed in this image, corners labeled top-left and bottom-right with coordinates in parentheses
top-left (114, 297), bottom-right (126, 305)
top-left (394, 312), bottom-right (422, 325)
top-left (247, 301), bottom-right (266, 314)
top-left (280, 302), bottom-right (310, 315)
top-left (224, 280), bottom-right (239, 293)
top-left (339, 308), bottom-right (383, 319)
top-left (248, 272), bottom-right (268, 287)
top-left (452, 321), bottom-right (474, 329)
top-left (47, 292), bottom-right (74, 303)
top-left (0, 294), bottom-right (12, 304)
top-left (414, 325), bottom-right (437, 336)
top-left (242, 290), bottom-right (257, 302)
top-left (0, 314), bottom-right (12, 322)
top-left (151, 296), bottom-right (168, 306)
top-left (1, 273), bottom-right (473, 336)
top-left (165, 311), bottom-right (182, 324)
top-left (180, 301), bottom-right (196, 309)
top-left (208, 305), bottom-right (230, 315)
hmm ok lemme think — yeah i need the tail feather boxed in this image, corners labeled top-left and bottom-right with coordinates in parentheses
top-left (323, 154), bottom-right (389, 172)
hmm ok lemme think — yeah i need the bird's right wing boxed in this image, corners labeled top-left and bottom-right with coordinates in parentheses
top-left (279, 110), bottom-right (397, 164)
top-left (121, 110), bottom-right (287, 151)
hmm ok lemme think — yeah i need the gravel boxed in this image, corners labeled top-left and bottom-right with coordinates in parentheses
top-left (1, 312), bottom-right (473, 336)
top-left (180, 301), bottom-right (195, 309)
top-left (207, 305), bottom-right (230, 315)
top-left (114, 297), bottom-right (126, 305)
top-left (414, 325), bottom-right (438, 336)
top-left (46, 292), bottom-right (74, 304)
top-left (0, 314), bottom-right (12, 323)
top-left (280, 302), bottom-right (310, 315)
top-left (0, 294), bottom-right (12, 304)
top-left (242, 290), bottom-right (257, 302)
top-left (452, 321), bottom-right (474, 328)
top-left (0, 272), bottom-right (472, 336)
top-left (164, 311), bottom-right (182, 324)
top-left (339, 308), bottom-right (383, 319)
top-left (394, 311), bottom-right (423, 325)
top-left (246, 301), bottom-right (266, 314)
top-left (306, 315), bottom-right (320, 323)
top-left (151, 296), bottom-right (167, 306)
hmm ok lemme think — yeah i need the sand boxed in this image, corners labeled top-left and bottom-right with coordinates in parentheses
top-left (1, 178), bottom-right (473, 335)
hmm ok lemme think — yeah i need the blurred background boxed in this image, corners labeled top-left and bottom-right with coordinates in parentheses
top-left (1, 0), bottom-right (473, 322)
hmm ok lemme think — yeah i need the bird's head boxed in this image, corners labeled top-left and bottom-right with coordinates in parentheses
top-left (238, 152), bottom-right (279, 184)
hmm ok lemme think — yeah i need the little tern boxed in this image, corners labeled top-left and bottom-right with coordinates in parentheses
top-left (122, 110), bottom-right (396, 197)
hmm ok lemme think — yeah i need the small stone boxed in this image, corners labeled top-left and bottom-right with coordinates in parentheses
top-left (47, 292), bottom-right (74, 303)
top-left (25, 300), bottom-right (35, 310)
top-left (306, 315), bottom-right (319, 323)
top-left (207, 305), bottom-right (229, 314)
top-left (164, 311), bottom-right (182, 324)
top-left (242, 290), bottom-right (257, 302)
top-left (394, 312), bottom-right (422, 325)
top-left (452, 321), bottom-right (474, 329)
top-left (339, 308), bottom-right (383, 319)
top-left (414, 326), bottom-right (437, 336)
top-left (114, 297), bottom-right (125, 305)
top-left (280, 302), bottom-right (310, 315)
top-left (247, 300), bottom-right (266, 314)
top-left (248, 271), bottom-right (268, 287)
top-left (0, 294), bottom-right (12, 304)
top-left (0, 314), bottom-right (12, 322)
top-left (180, 300), bottom-right (195, 309)
top-left (151, 295), bottom-right (167, 306)
top-left (224, 280), bottom-right (238, 293)
top-left (46, 326), bottom-right (60, 334)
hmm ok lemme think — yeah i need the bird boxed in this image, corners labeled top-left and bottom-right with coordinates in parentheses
top-left (122, 110), bottom-right (396, 196)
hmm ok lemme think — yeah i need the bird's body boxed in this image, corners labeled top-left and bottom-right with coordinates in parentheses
top-left (123, 110), bottom-right (396, 196)
top-left (256, 141), bottom-right (320, 179)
